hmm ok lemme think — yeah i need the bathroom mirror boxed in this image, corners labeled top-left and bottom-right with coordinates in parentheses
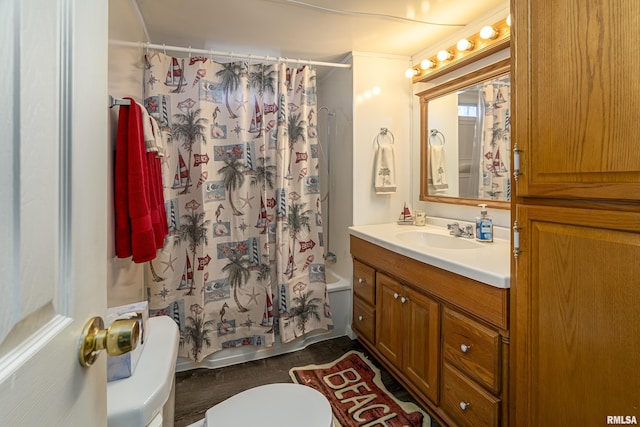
top-left (417, 58), bottom-right (511, 209)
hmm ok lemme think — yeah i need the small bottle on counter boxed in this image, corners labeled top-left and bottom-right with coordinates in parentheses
top-left (475, 204), bottom-right (493, 242)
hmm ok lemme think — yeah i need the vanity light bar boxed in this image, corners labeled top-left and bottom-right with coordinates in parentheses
top-left (408, 16), bottom-right (511, 83)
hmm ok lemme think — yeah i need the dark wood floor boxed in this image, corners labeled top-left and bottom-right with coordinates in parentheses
top-left (174, 335), bottom-right (440, 427)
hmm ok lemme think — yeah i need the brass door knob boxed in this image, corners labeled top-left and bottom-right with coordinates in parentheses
top-left (78, 316), bottom-right (140, 367)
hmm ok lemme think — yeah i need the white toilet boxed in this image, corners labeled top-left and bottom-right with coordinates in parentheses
top-left (107, 315), bottom-right (333, 427)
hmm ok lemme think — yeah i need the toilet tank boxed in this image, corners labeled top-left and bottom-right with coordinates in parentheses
top-left (108, 316), bottom-right (180, 427)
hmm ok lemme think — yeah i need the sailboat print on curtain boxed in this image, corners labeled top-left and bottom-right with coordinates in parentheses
top-left (248, 96), bottom-right (263, 137)
top-left (260, 291), bottom-right (274, 328)
top-left (176, 251), bottom-right (194, 292)
top-left (143, 53), bottom-right (332, 362)
top-left (172, 150), bottom-right (190, 190)
top-left (479, 76), bottom-right (511, 201)
top-left (166, 57), bottom-right (187, 93)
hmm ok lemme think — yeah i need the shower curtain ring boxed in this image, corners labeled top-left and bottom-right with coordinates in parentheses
top-left (188, 46), bottom-right (192, 59)
top-left (162, 44), bottom-right (166, 55)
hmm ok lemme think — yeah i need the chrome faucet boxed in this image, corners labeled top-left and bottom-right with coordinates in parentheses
top-left (447, 222), bottom-right (474, 239)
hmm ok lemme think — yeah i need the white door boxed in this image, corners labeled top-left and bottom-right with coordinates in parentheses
top-left (0, 1), bottom-right (109, 425)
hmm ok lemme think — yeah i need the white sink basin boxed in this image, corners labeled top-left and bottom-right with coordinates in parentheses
top-left (396, 230), bottom-right (484, 250)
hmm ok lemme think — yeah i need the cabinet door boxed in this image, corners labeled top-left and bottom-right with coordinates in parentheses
top-left (513, 204), bottom-right (640, 426)
top-left (513, 0), bottom-right (640, 200)
top-left (375, 272), bottom-right (404, 368)
top-left (403, 288), bottom-right (440, 404)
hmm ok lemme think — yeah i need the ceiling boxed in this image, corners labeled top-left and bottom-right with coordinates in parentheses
top-left (135, 0), bottom-right (508, 66)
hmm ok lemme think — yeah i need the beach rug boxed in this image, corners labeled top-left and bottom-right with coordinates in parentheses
top-left (290, 350), bottom-right (431, 427)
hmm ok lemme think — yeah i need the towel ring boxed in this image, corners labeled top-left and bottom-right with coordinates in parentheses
top-left (376, 128), bottom-right (395, 147)
top-left (429, 129), bottom-right (445, 146)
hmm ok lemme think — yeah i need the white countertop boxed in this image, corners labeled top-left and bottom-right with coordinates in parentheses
top-left (349, 219), bottom-right (510, 289)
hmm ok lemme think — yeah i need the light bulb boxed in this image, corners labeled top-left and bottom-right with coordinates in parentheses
top-left (480, 26), bottom-right (498, 40)
top-left (506, 14), bottom-right (511, 26)
top-left (420, 59), bottom-right (435, 70)
top-left (456, 39), bottom-right (474, 51)
top-left (437, 50), bottom-right (453, 61)
top-left (405, 68), bottom-right (418, 78)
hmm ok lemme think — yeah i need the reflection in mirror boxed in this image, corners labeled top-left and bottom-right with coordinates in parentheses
top-left (418, 58), bottom-right (511, 208)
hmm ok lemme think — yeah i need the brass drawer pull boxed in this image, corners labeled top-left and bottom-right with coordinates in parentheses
top-left (460, 344), bottom-right (471, 353)
top-left (459, 401), bottom-right (471, 411)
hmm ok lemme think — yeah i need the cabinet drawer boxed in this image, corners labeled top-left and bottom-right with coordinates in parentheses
top-left (442, 364), bottom-right (500, 427)
top-left (352, 297), bottom-right (375, 344)
top-left (443, 307), bottom-right (500, 393)
top-left (353, 260), bottom-right (375, 305)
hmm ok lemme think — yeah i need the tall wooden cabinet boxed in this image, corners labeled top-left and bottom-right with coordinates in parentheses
top-left (511, 0), bottom-right (640, 424)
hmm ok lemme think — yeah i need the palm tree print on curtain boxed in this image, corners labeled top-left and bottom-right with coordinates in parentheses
top-left (274, 65), bottom-right (331, 343)
top-left (143, 52), bottom-right (332, 361)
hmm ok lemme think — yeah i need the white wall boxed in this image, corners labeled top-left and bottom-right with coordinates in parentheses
top-left (317, 52), bottom-right (413, 281)
top-left (351, 52), bottom-right (413, 226)
top-left (107, 0), bottom-right (148, 307)
top-left (428, 94), bottom-right (460, 196)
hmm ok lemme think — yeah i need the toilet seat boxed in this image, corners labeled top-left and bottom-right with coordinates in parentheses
top-left (204, 383), bottom-right (333, 427)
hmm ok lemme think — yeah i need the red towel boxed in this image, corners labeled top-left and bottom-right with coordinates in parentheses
top-left (147, 150), bottom-right (167, 249)
top-left (114, 98), bottom-right (158, 263)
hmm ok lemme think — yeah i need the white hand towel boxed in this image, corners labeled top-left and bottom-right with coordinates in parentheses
top-left (428, 145), bottom-right (449, 192)
top-left (374, 145), bottom-right (396, 194)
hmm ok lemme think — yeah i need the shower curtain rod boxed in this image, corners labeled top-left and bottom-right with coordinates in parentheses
top-left (110, 40), bottom-right (352, 69)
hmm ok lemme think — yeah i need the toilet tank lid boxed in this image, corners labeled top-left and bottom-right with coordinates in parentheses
top-left (107, 316), bottom-right (179, 427)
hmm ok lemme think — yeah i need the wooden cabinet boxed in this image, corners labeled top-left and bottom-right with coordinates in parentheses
top-left (375, 272), bottom-right (404, 367)
top-left (353, 259), bottom-right (375, 305)
top-left (351, 236), bottom-right (509, 426)
top-left (511, 205), bottom-right (640, 425)
top-left (443, 307), bottom-right (501, 395)
top-left (352, 259), bottom-right (376, 344)
top-left (376, 272), bottom-right (440, 403)
top-left (513, 0), bottom-right (640, 201)
top-left (402, 286), bottom-right (440, 405)
top-left (442, 364), bottom-right (500, 427)
top-left (442, 307), bottom-right (502, 427)
top-left (352, 297), bottom-right (375, 344)
top-left (512, 0), bottom-right (640, 424)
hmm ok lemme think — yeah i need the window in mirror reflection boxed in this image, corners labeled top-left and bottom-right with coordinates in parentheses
top-left (426, 73), bottom-right (511, 202)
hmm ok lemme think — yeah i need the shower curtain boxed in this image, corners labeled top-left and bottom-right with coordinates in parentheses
top-left (477, 76), bottom-right (511, 201)
top-left (142, 52), bottom-right (332, 361)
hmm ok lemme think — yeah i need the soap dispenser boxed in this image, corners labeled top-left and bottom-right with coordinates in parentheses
top-left (476, 204), bottom-right (493, 242)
